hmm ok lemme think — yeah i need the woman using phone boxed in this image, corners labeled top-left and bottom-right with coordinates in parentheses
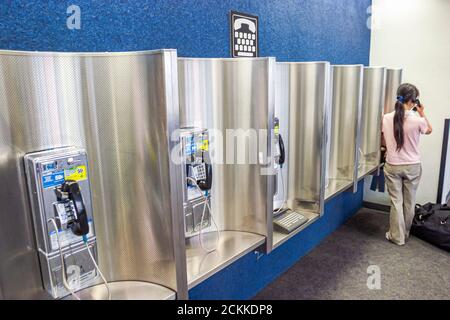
top-left (382, 83), bottom-right (432, 245)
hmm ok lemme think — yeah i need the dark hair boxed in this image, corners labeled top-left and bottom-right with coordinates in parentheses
top-left (394, 83), bottom-right (420, 151)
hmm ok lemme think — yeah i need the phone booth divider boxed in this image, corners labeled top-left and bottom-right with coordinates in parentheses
top-left (271, 61), bottom-right (331, 249)
top-left (177, 57), bottom-right (276, 292)
top-left (0, 49), bottom-right (187, 300)
top-left (357, 66), bottom-right (386, 180)
top-left (325, 65), bottom-right (364, 201)
top-left (384, 68), bottom-right (403, 114)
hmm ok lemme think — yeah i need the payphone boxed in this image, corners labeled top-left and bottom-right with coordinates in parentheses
top-left (272, 118), bottom-right (309, 234)
top-left (24, 146), bottom-right (108, 299)
top-left (180, 128), bottom-right (219, 251)
top-left (273, 117), bottom-right (286, 211)
top-left (180, 128), bottom-right (212, 237)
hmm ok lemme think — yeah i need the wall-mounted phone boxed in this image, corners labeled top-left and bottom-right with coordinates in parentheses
top-left (180, 128), bottom-right (213, 238)
top-left (272, 118), bottom-right (309, 233)
top-left (230, 11), bottom-right (259, 58)
top-left (24, 147), bottom-right (99, 299)
top-left (273, 117), bottom-right (286, 210)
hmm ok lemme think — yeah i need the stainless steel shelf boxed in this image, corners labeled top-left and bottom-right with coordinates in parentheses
top-left (357, 164), bottom-right (379, 180)
top-left (66, 281), bottom-right (176, 300)
top-left (186, 231), bottom-right (265, 289)
top-left (325, 178), bottom-right (354, 201)
top-left (272, 211), bottom-right (320, 249)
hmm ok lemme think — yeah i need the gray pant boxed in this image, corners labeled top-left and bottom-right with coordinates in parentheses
top-left (384, 163), bottom-right (422, 245)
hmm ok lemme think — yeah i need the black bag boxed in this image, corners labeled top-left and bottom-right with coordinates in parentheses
top-left (411, 202), bottom-right (450, 252)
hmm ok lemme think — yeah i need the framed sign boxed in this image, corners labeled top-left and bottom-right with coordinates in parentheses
top-left (437, 119), bottom-right (450, 204)
top-left (230, 11), bottom-right (259, 58)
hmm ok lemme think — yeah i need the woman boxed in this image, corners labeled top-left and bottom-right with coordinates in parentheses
top-left (382, 83), bottom-right (432, 245)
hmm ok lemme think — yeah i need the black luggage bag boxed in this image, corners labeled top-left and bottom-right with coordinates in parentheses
top-left (411, 202), bottom-right (450, 252)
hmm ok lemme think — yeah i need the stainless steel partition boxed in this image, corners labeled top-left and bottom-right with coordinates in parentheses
top-left (325, 65), bottom-right (363, 200)
top-left (178, 57), bottom-right (274, 288)
top-left (273, 62), bottom-right (330, 247)
top-left (0, 50), bottom-right (186, 299)
top-left (358, 67), bottom-right (386, 179)
top-left (384, 68), bottom-right (402, 114)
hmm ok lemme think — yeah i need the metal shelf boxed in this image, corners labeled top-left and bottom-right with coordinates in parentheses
top-left (66, 281), bottom-right (176, 300)
top-left (357, 164), bottom-right (379, 180)
top-left (186, 231), bottom-right (265, 289)
top-left (325, 178), bottom-right (354, 201)
top-left (272, 211), bottom-right (320, 249)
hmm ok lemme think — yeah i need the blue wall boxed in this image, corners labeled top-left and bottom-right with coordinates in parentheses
top-left (190, 181), bottom-right (364, 300)
top-left (0, 0), bottom-right (371, 64)
top-left (0, 0), bottom-right (370, 299)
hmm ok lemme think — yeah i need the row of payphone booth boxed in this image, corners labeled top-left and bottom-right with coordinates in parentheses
top-left (0, 49), bottom-right (402, 300)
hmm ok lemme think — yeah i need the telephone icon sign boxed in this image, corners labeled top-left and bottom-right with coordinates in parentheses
top-left (230, 11), bottom-right (259, 58)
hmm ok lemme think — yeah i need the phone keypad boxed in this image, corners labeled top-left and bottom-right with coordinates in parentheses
top-left (192, 163), bottom-right (206, 181)
top-left (274, 210), bottom-right (309, 234)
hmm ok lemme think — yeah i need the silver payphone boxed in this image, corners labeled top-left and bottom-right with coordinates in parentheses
top-left (24, 146), bottom-right (100, 299)
top-left (273, 117), bottom-right (285, 210)
top-left (180, 128), bottom-right (213, 238)
top-left (272, 118), bottom-right (309, 234)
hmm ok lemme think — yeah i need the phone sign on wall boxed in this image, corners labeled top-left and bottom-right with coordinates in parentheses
top-left (230, 11), bottom-right (259, 58)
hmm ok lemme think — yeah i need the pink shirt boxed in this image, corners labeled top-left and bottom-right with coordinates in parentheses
top-left (382, 111), bottom-right (429, 165)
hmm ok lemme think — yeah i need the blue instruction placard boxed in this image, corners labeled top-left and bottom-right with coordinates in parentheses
top-left (42, 170), bottom-right (65, 189)
top-left (185, 136), bottom-right (197, 156)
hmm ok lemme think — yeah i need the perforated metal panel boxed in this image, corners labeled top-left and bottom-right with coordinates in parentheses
top-left (358, 67), bottom-right (386, 178)
top-left (384, 69), bottom-right (403, 114)
top-left (0, 50), bottom-right (186, 299)
top-left (178, 57), bottom-right (275, 250)
top-left (276, 62), bottom-right (330, 215)
top-left (326, 65), bottom-right (363, 199)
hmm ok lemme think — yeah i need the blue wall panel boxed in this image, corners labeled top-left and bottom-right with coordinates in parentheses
top-left (0, 0), bottom-right (371, 64)
top-left (189, 181), bottom-right (364, 300)
top-left (0, 1), bottom-right (370, 299)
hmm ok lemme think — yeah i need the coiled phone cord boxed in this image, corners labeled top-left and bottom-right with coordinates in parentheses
top-left (48, 218), bottom-right (81, 300)
top-left (187, 177), bottom-right (220, 253)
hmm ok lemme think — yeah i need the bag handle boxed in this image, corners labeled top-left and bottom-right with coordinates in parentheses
top-left (434, 205), bottom-right (450, 224)
top-left (439, 212), bottom-right (450, 225)
top-left (416, 204), bottom-right (434, 220)
top-left (416, 203), bottom-right (450, 221)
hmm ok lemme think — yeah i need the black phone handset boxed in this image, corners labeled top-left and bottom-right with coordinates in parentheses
top-left (278, 134), bottom-right (285, 168)
top-left (274, 117), bottom-right (285, 168)
top-left (60, 180), bottom-right (89, 236)
top-left (412, 98), bottom-right (420, 112)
